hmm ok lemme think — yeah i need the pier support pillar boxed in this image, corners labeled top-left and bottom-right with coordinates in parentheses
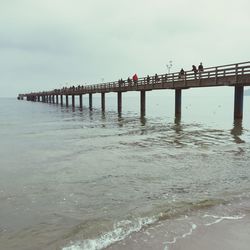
top-left (79, 94), bottom-right (83, 109)
top-left (175, 89), bottom-right (182, 117)
top-left (118, 92), bottom-right (122, 114)
top-left (140, 90), bottom-right (146, 116)
top-left (60, 95), bottom-right (63, 106)
top-left (56, 95), bottom-right (59, 104)
top-left (101, 93), bottom-right (105, 111)
top-left (89, 93), bottom-right (92, 109)
top-left (49, 95), bottom-right (52, 103)
top-left (72, 95), bottom-right (75, 107)
top-left (234, 86), bottom-right (244, 119)
top-left (66, 95), bottom-right (69, 107)
top-left (52, 95), bottom-right (55, 104)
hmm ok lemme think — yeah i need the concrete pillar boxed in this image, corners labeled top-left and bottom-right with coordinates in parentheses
top-left (49, 95), bottom-right (52, 103)
top-left (101, 93), bottom-right (105, 111)
top-left (60, 95), bottom-right (63, 106)
top-left (175, 89), bottom-right (182, 117)
top-left (72, 95), bottom-right (75, 107)
top-left (66, 95), bottom-right (69, 107)
top-left (234, 86), bottom-right (244, 119)
top-left (89, 93), bottom-right (92, 109)
top-left (140, 90), bottom-right (146, 116)
top-left (118, 92), bottom-right (122, 114)
top-left (52, 95), bottom-right (55, 104)
top-left (56, 95), bottom-right (59, 104)
top-left (79, 94), bottom-right (83, 109)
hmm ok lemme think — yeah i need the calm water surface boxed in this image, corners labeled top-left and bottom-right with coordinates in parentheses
top-left (0, 89), bottom-right (250, 250)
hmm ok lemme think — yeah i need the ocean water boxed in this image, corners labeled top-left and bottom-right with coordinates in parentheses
top-left (0, 87), bottom-right (250, 250)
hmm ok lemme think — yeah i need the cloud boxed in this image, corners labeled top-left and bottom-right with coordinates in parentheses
top-left (0, 0), bottom-right (250, 96)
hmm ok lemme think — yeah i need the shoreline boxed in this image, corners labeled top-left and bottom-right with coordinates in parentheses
top-left (107, 214), bottom-right (250, 250)
top-left (106, 199), bottom-right (250, 250)
top-left (168, 213), bottom-right (250, 250)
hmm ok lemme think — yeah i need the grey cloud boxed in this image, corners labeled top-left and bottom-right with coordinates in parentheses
top-left (0, 0), bottom-right (250, 97)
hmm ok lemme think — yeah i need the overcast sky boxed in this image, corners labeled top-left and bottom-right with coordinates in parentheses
top-left (0, 0), bottom-right (250, 97)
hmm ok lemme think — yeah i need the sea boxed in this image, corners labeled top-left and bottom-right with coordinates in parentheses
top-left (0, 87), bottom-right (250, 250)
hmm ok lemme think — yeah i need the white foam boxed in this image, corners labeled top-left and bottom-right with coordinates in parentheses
top-left (62, 216), bottom-right (157, 250)
top-left (163, 223), bottom-right (197, 250)
top-left (203, 214), bottom-right (245, 226)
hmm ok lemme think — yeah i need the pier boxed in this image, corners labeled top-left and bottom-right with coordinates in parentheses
top-left (18, 61), bottom-right (250, 119)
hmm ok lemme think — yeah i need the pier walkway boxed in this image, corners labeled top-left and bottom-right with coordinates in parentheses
top-left (18, 61), bottom-right (250, 119)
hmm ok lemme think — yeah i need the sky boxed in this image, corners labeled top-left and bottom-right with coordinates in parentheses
top-left (0, 0), bottom-right (250, 97)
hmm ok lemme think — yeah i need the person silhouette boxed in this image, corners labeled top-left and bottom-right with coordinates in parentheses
top-left (198, 62), bottom-right (204, 72)
top-left (146, 75), bottom-right (150, 84)
top-left (179, 68), bottom-right (184, 79)
top-left (132, 73), bottom-right (138, 84)
top-left (192, 65), bottom-right (198, 79)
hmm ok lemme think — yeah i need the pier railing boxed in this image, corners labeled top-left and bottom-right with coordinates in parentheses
top-left (21, 61), bottom-right (250, 97)
top-left (18, 61), bottom-right (250, 120)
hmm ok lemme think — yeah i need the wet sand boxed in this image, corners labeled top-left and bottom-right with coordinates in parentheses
top-left (107, 213), bottom-right (250, 250)
top-left (169, 214), bottom-right (250, 250)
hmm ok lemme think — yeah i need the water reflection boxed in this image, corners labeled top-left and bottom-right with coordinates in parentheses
top-left (231, 119), bottom-right (245, 143)
top-left (140, 115), bottom-right (147, 126)
top-left (173, 115), bottom-right (182, 134)
top-left (117, 114), bottom-right (124, 127)
top-left (89, 109), bottom-right (93, 121)
top-left (101, 112), bottom-right (106, 128)
top-left (101, 112), bottom-right (106, 120)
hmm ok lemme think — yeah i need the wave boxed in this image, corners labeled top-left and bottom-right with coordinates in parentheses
top-left (62, 216), bottom-right (157, 250)
top-left (61, 198), bottom-right (227, 250)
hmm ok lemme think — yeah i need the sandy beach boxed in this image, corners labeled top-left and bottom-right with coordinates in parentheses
top-left (169, 214), bottom-right (250, 250)
top-left (107, 211), bottom-right (250, 250)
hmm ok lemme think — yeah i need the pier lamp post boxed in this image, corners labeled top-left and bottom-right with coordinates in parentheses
top-left (166, 60), bottom-right (173, 74)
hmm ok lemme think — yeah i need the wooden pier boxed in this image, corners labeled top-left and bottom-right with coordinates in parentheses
top-left (18, 61), bottom-right (250, 119)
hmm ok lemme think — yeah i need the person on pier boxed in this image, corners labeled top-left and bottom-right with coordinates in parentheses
top-left (127, 77), bottom-right (132, 86)
top-left (132, 73), bottom-right (138, 85)
top-left (192, 65), bottom-right (198, 79)
top-left (119, 78), bottom-right (125, 86)
top-left (155, 73), bottom-right (159, 83)
top-left (198, 62), bottom-right (204, 72)
top-left (179, 68), bottom-right (185, 79)
top-left (146, 75), bottom-right (150, 84)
